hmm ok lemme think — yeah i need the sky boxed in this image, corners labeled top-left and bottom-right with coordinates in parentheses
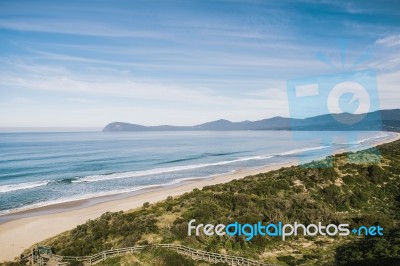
top-left (0, 0), bottom-right (399, 129)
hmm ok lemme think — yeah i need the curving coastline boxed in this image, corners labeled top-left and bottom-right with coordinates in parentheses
top-left (0, 132), bottom-right (399, 262)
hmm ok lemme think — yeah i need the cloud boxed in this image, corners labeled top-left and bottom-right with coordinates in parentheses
top-left (375, 35), bottom-right (400, 47)
top-left (0, 57), bottom-right (293, 127)
top-left (0, 19), bottom-right (167, 38)
top-left (371, 53), bottom-right (400, 71)
top-left (14, 97), bottom-right (37, 104)
top-left (24, 46), bottom-right (320, 75)
top-left (66, 98), bottom-right (95, 103)
top-left (0, 61), bottom-right (271, 108)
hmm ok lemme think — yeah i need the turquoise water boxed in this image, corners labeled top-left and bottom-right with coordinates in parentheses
top-left (0, 131), bottom-right (393, 214)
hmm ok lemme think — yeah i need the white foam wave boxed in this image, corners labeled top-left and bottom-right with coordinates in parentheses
top-left (73, 155), bottom-right (273, 183)
top-left (279, 146), bottom-right (329, 156)
top-left (0, 185), bottom-right (162, 215)
top-left (0, 172), bottom-right (235, 215)
top-left (0, 181), bottom-right (49, 193)
top-left (165, 172), bottom-right (231, 186)
top-left (341, 134), bottom-right (391, 146)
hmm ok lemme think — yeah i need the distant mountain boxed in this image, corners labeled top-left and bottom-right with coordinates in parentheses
top-left (102, 109), bottom-right (400, 132)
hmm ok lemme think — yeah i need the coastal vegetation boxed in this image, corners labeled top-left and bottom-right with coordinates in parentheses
top-left (14, 140), bottom-right (400, 265)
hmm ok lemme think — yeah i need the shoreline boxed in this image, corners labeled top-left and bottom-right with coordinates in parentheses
top-left (0, 131), bottom-right (399, 262)
top-left (0, 165), bottom-right (292, 223)
top-left (0, 162), bottom-right (297, 262)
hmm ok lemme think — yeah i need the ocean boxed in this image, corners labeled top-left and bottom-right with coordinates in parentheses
top-left (0, 130), bottom-right (394, 215)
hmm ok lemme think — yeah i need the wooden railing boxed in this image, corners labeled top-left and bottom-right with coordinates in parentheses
top-left (32, 244), bottom-right (276, 266)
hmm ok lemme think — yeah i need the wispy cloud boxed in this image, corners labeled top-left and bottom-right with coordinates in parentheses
top-left (66, 98), bottom-right (95, 104)
top-left (375, 34), bottom-right (400, 47)
top-left (0, 19), bottom-right (167, 38)
top-left (0, 61), bottom-right (273, 109)
top-left (14, 97), bottom-right (37, 104)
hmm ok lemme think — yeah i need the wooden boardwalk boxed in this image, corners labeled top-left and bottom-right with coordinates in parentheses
top-left (29, 244), bottom-right (276, 266)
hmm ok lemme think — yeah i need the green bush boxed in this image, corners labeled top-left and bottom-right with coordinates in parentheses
top-left (277, 255), bottom-right (296, 265)
top-left (157, 249), bottom-right (195, 266)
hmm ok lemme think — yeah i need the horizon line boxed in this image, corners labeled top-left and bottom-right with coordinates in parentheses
top-left (2, 108), bottom-right (397, 133)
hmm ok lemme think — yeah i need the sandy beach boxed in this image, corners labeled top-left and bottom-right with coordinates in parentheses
top-left (0, 132), bottom-right (399, 262)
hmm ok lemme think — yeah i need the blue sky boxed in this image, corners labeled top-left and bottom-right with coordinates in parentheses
top-left (0, 0), bottom-right (399, 128)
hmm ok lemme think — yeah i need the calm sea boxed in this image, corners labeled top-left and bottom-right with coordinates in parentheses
top-left (0, 130), bottom-right (394, 214)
